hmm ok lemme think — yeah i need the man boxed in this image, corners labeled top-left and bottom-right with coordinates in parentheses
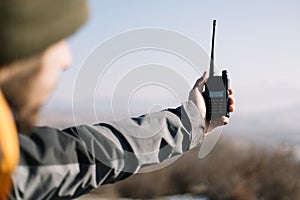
top-left (0, 0), bottom-right (235, 199)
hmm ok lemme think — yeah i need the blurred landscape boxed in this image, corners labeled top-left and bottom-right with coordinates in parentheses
top-left (79, 137), bottom-right (300, 200)
top-left (39, 105), bottom-right (300, 200)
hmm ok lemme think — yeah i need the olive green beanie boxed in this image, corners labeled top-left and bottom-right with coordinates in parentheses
top-left (0, 0), bottom-right (89, 66)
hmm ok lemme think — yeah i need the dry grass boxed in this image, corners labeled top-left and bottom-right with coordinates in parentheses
top-left (83, 136), bottom-right (300, 200)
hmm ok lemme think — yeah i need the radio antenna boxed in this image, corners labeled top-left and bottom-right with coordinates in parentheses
top-left (209, 20), bottom-right (216, 77)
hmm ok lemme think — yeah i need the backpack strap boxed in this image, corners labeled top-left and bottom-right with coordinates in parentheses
top-left (0, 89), bottom-right (19, 199)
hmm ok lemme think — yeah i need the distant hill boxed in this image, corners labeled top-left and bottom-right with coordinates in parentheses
top-left (38, 102), bottom-right (300, 149)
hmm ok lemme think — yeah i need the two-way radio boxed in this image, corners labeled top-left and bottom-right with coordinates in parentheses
top-left (202, 20), bottom-right (230, 121)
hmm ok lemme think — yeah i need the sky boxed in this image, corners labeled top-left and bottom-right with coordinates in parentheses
top-left (41, 0), bottom-right (300, 128)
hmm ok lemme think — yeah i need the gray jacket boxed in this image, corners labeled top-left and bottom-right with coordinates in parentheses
top-left (10, 101), bottom-right (204, 200)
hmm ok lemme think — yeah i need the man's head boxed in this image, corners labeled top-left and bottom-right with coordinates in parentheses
top-left (0, 41), bottom-right (71, 134)
top-left (0, 0), bottom-right (89, 134)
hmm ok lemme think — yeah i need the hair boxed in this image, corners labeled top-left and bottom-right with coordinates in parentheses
top-left (0, 54), bottom-right (42, 134)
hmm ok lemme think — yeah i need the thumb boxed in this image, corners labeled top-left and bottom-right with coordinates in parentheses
top-left (193, 71), bottom-right (208, 92)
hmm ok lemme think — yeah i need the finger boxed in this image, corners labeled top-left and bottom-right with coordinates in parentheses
top-left (196, 71), bottom-right (208, 92)
top-left (193, 71), bottom-right (208, 90)
top-left (229, 96), bottom-right (235, 105)
top-left (197, 73), bottom-right (208, 92)
top-left (222, 116), bottom-right (229, 125)
top-left (229, 89), bottom-right (234, 95)
top-left (229, 104), bottom-right (235, 112)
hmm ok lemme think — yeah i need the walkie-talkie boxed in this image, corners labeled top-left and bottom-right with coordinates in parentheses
top-left (203, 20), bottom-right (230, 121)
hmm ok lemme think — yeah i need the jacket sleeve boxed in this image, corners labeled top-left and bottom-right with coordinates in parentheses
top-left (10, 101), bottom-right (205, 200)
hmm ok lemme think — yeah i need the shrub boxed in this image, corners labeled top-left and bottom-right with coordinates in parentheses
top-left (88, 136), bottom-right (300, 200)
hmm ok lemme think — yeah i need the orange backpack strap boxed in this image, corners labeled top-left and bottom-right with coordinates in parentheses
top-left (0, 89), bottom-right (19, 199)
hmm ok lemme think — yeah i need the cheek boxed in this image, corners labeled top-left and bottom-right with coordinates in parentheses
top-left (38, 67), bottom-right (62, 95)
top-left (31, 41), bottom-right (71, 105)
top-left (28, 65), bottom-right (62, 108)
top-left (42, 67), bottom-right (61, 88)
top-left (19, 67), bottom-right (61, 126)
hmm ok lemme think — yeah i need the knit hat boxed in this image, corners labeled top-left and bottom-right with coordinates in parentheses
top-left (0, 0), bottom-right (89, 66)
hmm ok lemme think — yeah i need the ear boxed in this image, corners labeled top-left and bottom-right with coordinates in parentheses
top-left (0, 89), bottom-right (19, 199)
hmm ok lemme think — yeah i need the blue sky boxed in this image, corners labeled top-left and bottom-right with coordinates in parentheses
top-left (42, 0), bottom-right (300, 122)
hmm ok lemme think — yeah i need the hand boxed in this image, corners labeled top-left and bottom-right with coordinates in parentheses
top-left (189, 71), bottom-right (235, 133)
